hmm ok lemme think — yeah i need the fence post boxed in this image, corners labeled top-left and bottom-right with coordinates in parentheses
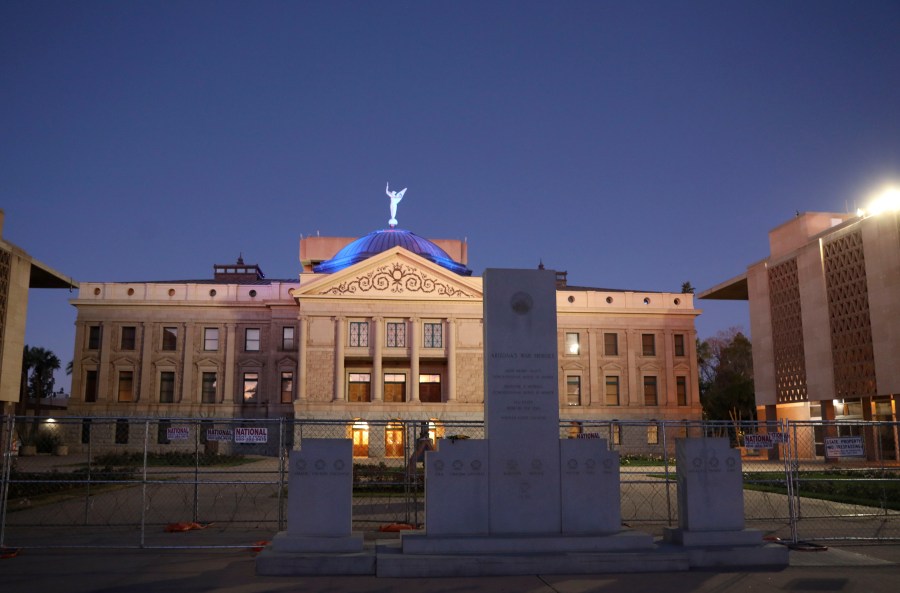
top-left (0, 414), bottom-right (15, 547)
top-left (661, 420), bottom-right (673, 526)
top-left (140, 419), bottom-right (150, 548)
top-left (277, 417), bottom-right (286, 531)
top-left (193, 419), bottom-right (200, 523)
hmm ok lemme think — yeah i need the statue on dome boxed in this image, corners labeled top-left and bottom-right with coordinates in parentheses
top-left (386, 182), bottom-right (407, 227)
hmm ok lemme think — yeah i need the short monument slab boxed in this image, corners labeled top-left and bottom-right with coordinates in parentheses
top-left (424, 438), bottom-right (489, 536)
top-left (560, 438), bottom-right (622, 534)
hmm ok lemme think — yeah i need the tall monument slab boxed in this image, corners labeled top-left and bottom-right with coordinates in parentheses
top-left (483, 268), bottom-right (561, 534)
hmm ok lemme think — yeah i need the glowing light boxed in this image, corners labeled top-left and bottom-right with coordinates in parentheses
top-left (859, 186), bottom-right (900, 217)
top-left (45, 418), bottom-right (57, 424)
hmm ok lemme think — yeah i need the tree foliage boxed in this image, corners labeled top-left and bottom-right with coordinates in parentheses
top-left (698, 328), bottom-right (755, 423)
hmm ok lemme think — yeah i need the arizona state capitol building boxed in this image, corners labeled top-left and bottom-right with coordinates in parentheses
top-left (66, 187), bottom-right (702, 455)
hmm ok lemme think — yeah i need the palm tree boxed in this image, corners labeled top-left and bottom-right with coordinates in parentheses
top-left (24, 346), bottom-right (61, 441)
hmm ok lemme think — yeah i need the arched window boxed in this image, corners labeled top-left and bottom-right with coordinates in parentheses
top-left (385, 422), bottom-right (404, 458)
top-left (351, 420), bottom-right (369, 458)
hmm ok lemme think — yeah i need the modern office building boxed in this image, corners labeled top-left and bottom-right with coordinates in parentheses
top-left (701, 206), bottom-right (900, 458)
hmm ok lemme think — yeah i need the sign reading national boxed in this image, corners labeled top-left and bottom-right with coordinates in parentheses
top-left (234, 427), bottom-right (268, 444)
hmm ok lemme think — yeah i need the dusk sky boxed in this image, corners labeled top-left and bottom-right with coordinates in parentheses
top-left (3, 1), bottom-right (899, 392)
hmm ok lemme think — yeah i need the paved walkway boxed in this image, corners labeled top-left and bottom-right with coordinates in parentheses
top-left (2, 543), bottom-right (899, 593)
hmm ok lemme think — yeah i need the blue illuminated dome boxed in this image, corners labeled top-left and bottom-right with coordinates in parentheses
top-left (313, 229), bottom-right (472, 276)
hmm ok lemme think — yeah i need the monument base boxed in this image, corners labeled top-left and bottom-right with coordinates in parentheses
top-left (400, 529), bottom-right (653, 554)
top-left (255, 532), bottom-right (373, 576)
top-left (662, 528), bottom-right (789, 568)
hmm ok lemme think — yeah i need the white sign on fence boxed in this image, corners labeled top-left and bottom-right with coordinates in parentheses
top-left (166, 426), bottom-right (190, 441)
top-left (824, 436), bottom-right (865, 458)
top-left (205, 428), bottom-right (234, 442)
top-left (744, 433), bottom-right (774, 449)
top-left (234, 427), bottom-right (268, 444)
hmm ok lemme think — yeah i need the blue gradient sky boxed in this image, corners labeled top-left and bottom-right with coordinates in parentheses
top-left (3, 1), bottom-right (899, 392)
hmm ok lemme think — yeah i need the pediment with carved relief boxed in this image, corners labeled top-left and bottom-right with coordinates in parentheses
top-left (293, 247), bottom-right (482, 301)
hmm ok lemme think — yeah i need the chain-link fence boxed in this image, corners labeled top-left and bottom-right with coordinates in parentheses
top-left (2, 415), bottom-right (899, 549)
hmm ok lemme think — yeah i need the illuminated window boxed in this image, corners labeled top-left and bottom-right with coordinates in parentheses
top-left (674, 334), bottom-right (686, 357)
top-left (677, 376), bottom-right (688, 406)
top-left (387, 322), bottom-right (406, 347)
top-left (204, 328), bottom-right (219, 351)
top-left (642, 334), bottom-right (655, 356)
top-left (243, 372), bottom-right (259, 403)
top-left (349, 321), bottom-right (368, 347)
top-left (644, 376), bottom-right (658, 406)
top-left (120, 326), bottom-right (136, 350)
top-left (352, 420), bottom-right (369, 457)
top-left (201, 372), bottom-right (217, 404)
top-left (565, 332), bottom-right (580, 355)
top-left (162, 327), bottom-right (178, 351)
top-left (159, 371), bottom-right (175, 403)
top-left (611, 423), bottom-right (621, 445)
top-left (424, 323), bottom-right (443, 348)
top-left (605, 376), bottom-right (620, 406)
top-left (245, 328), bottom-right (260, 351)
top-left (566, 376), bottom-right (581, 406)
top-left (348, 373), bottom-right (371, 402)
top-left (282, 327), bottom-right (295, 350)
top-left (419, 374), bottom-right (441, 403)
top-left (647, 424), bottom-right (659, 445)
top-left (384, 373), bottom-right (407, 403)
top-left (604, 333), bottom-right (618, 356)
top-left (117, 371), bottom-right (134, 402)
top-left (385, 422), bottom-right (404, 458)
top-left (281, 371), bottom-right (293, 404)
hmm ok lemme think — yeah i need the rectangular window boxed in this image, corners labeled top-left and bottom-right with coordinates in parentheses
top-left (419, 374), bottom-right (442, 403)
top-left (604, 333), bottom-right (618, 356)
top-left (242, 372), bottom-right (259, 403)
top-left (348, 373), bottom-right (371, 402)
top-left (674, 334), bottom-right (686, 357)
top-left (84, 370), bottom-right (98, 403)
top-left (162, 326), bottom-right (178, 351)
top-left (385, 424), bottom-right (404, 458)
top-left (281, 371), bottom-right (293, 404)
top-left (424, 323), bottom-right (443, 348)
top-left (120, 326), bottom-right (136, 350)
top-left (605, 376), bottom-right (620, 406)
top-left (647, 424), bottom-right (659, 445)
top-left (352, 421), bottom-right (369, 458)
top-left (201, 372), bottom-right (217, 404)
top-left (386, 322), bottom-right (406, 347)
top-left (349, 321), bottom-right (369, 347)
top-left (565, 332), bottom-right (580, 355)
top-left (677, 376), bottom-right (688, 406)
top-left (204, 328), bottom-right (219, 351)
top-left (157, 419), bottom-right (171, 445)
top-left (642, 333), bottom-right (656, 356)
top-left (282, 327), bottom-right (295, 350)
top-left (115, 419), bottom-right (129, 444)
top-left (81, 419), bottom-right (92, 444)
top-left (566, 376), bottom-right (581, 406)
top-left (612, 423), bottom-right (621, 446)
top-left (117, 371), bottom-right (134, 402)
top-left (245, 328), bottom-right (260, 351)
top-left (88, 325), bottom-right (101, 350)
top-left (384, 373), bottom-right (407, 403)
top-left (159, 371), bottom-right (175, 403)
top-left (643, 376), bottom-right (658, 406)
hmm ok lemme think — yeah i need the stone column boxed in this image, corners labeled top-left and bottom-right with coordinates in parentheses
top-left (333, 317), bottom-right (345, 402)
top-left (181, 322), bottom-right (194, 404)
top-left (372, 317), bottom-right (383, 402)
top-left (98, 323), bottom-right (112, 402)
top-left (138, 323), bottom-right (153, 403)
top-left (446, 318), bottom-right (456, 402)
top-left (663, 329), bottom-right (674, 407)
top-left (409, 317), bottom-right (420, 403)
top-left (297, 317), bottom-right (308, 401)
top-left (223, 323), bottom-right (236, 404)
top-left (626, 329), bottom-right (639, 406)
top-left (586, 329), bottom-right (598, 407)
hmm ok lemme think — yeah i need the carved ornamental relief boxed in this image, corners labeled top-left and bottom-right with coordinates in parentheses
top-left (318, 262), bottom-right (476, 298)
